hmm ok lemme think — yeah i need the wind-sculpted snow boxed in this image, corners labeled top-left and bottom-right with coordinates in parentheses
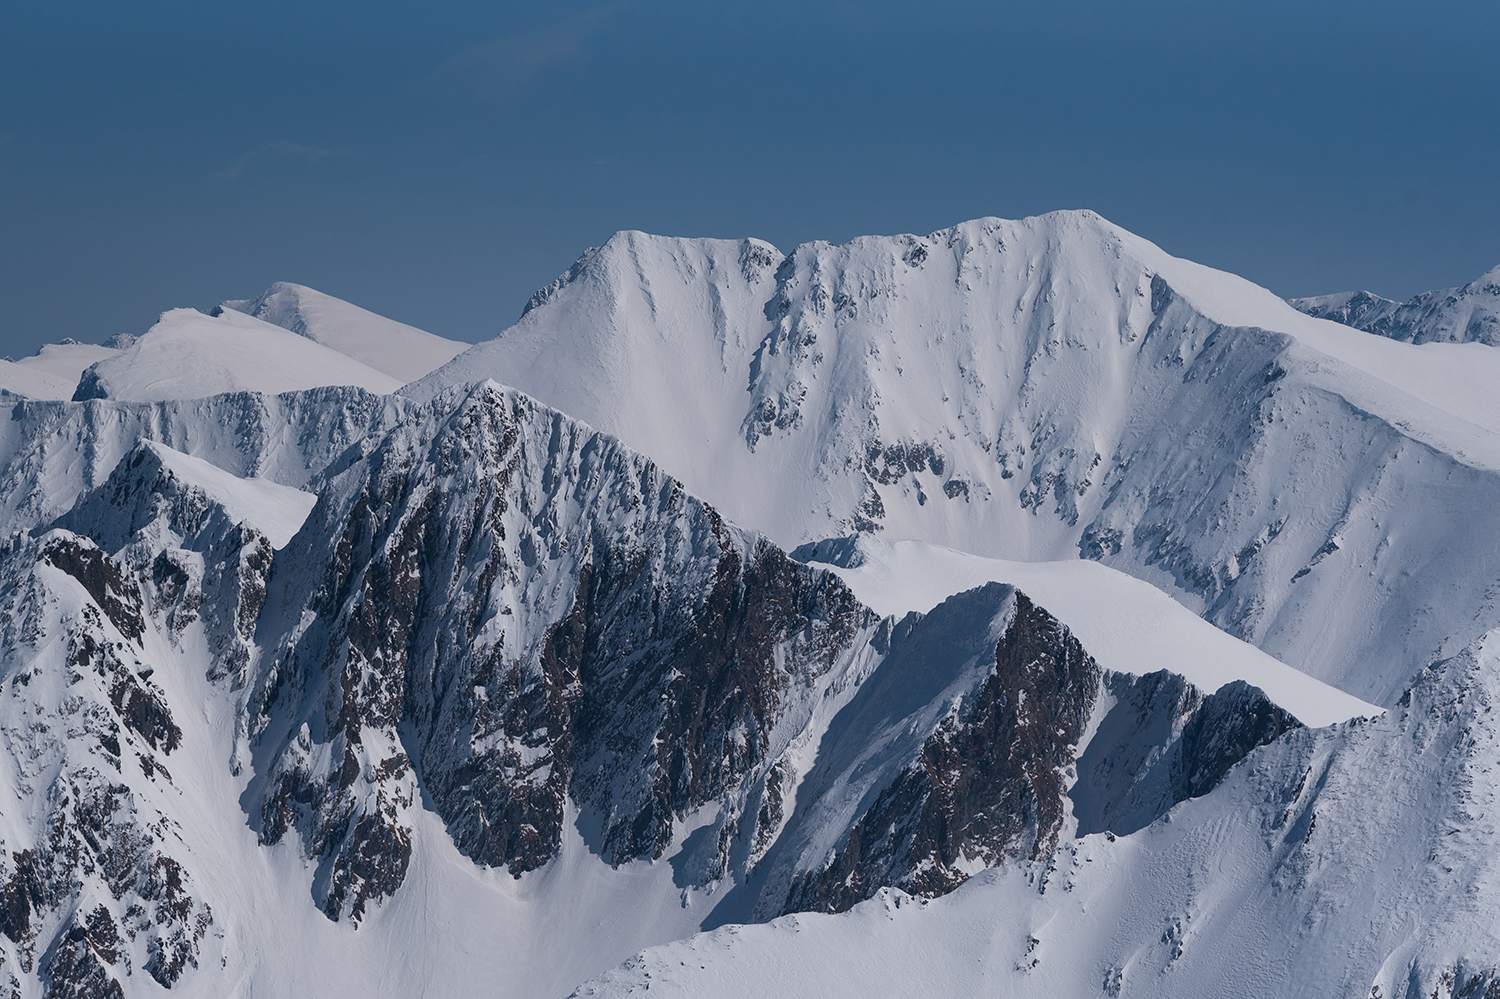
top-left (574, 629), bottom-right (1500, 999)
top-left (1292, 264), bottom-right (1500, 347)
top-left (412, 211), bottom-right (1500, 704)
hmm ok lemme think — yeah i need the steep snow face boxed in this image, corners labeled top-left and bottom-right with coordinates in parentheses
top-left (55, 440), bottom-right (317, 551)
top-left (1292, 264), bottom-right (1500, 346)
top-left (74, 307), bottom-right (402, 402)
top-left (221, 282), bottom-right (467, 383)
top-left (410, 212), bottom-right (1500, 704)
top-left (795, 536), bottom-right (1377, 728)
top-left (573, 627), bottom-right (1500, 999)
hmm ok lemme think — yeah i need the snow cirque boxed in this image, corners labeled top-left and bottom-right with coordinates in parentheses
top-left (410, 210), bottom-right (1500, 705)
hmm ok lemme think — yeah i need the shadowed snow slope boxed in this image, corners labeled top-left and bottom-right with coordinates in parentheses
top-left (795, 536), bottom-right (1377, 728)
top-left (74, 307), bottom-right (402, 401)
top-left (221, 282), bottom-right (467, 383)
top-left (1292, 263), bottom-right (1500, 347)
top-left (408, 210), bottom-right (1500, 704)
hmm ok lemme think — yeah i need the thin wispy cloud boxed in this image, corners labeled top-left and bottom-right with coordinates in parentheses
top-left (431, 5), bottom-right (623, 99)
top-left (215, 141), bottom-right (341, 181)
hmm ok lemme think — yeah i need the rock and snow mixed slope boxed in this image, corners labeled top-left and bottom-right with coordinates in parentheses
top-left (410, 211), bottom-right (1500, 705)
top-left (574, 627), bottom-right (1500, 999)
top-left (220, 282), bottom-right (467, 383)
top-left (1292, 263), bottom-right (1500, 346)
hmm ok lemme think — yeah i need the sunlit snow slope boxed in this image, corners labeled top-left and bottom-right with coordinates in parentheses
top-left (795, 536), bottom-right (1376, 728)
top-left (0, 341), bottom-right (120, 399)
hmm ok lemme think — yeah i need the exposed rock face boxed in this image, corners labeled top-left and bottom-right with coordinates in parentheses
top-left (0, 532), bottom-right (214, 997)
top-left (254, 383), bottom-right (881, 919)
top-left (783, 590), bottom-right (1100, 912)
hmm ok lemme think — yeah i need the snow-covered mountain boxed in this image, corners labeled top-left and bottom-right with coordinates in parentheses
top-left (3, 211), bottom-right (1500, 998)
top-left (220, 282), bottom-right (467, 382)
top-left (409, 211), bottom-right (1500, 705)
top-left (1292, 264), bottom-right (1500, 346)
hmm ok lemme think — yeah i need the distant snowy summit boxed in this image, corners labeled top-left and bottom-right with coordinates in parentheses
top-left (1291, 263), bottom-right (1500, 346)
top-left (218, 281), bottom-right (466, 381)
top-left (0, 281), bottom-right (467, 402)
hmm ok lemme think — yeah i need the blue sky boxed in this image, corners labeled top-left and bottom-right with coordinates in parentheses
top-left (2, 1), bottom-right (1498, 354)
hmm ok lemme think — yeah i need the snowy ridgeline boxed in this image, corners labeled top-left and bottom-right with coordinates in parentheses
top-left (0, 211), bottom-right (1496, 997)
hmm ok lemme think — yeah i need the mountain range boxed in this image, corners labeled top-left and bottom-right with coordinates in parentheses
top-left (0, 210), bottom-right (1496, 998)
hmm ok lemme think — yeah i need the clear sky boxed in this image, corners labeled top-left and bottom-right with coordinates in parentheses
top-left (3, 0), bottom-right (1498, 355)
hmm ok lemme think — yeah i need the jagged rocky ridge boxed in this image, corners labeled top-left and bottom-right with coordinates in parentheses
top-left (0, 379), bottom-right (1303, 996)
top-left (1291, 264), bottom-right (1500, 346)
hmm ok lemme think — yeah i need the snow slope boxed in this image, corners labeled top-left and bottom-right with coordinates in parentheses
top-left (406, 211), bottom-right (1500, 704)
top-left (221, 281), bottom-right (467, 383)
top-left (75, 307), bottom-right (402, 401)
top-left (796, 536), bottom-right (1377, 728)
top-left (1292, 263), bottom-right (1500, 346)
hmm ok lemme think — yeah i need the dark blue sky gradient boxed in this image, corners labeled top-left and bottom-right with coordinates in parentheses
top-left (3, 1), bottom-right (1498, 354)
